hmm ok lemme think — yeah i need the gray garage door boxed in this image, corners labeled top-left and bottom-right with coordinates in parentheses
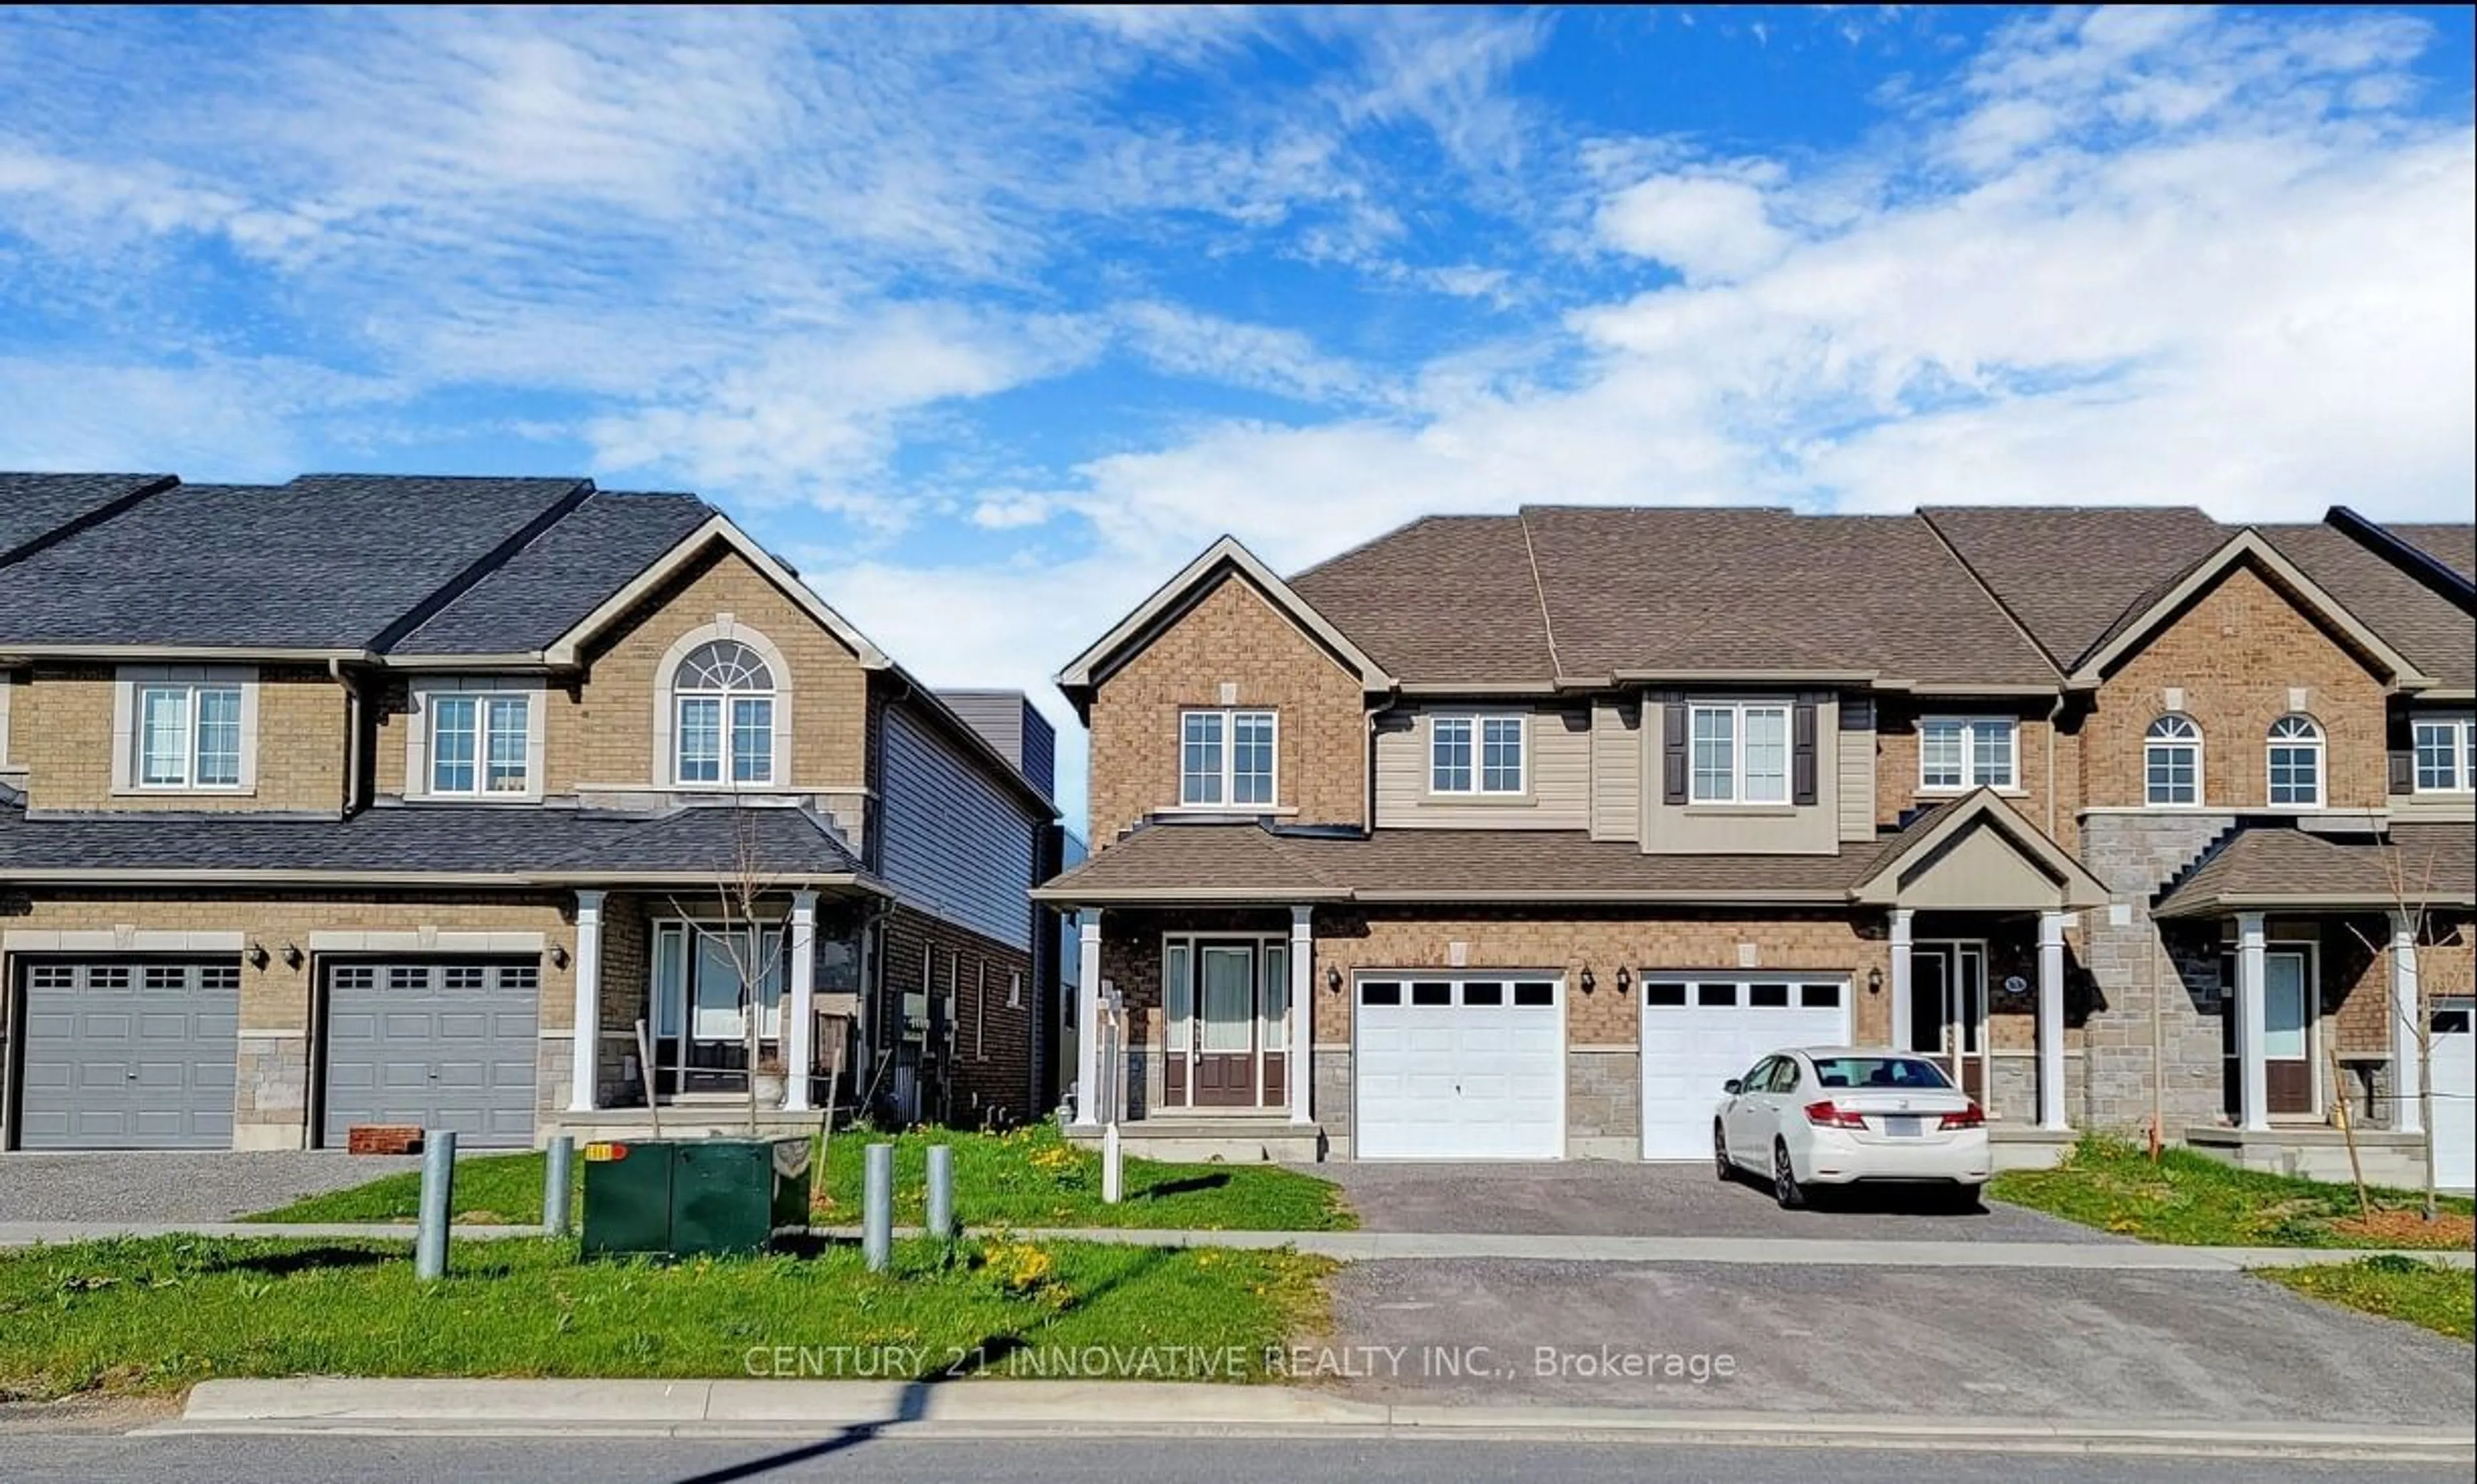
top-left (321, 960), bottom-right (541, 1149)
top-left (16, 960), bottom-right (240, 1150)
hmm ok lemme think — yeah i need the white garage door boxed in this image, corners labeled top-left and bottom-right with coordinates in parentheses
top-left (1355, 974), bottom-right (1564, 1160)
top-left (1641, 975), bottom-right (1850, 1160)
top-left (2431, 998), bottom-right (2474, 1194)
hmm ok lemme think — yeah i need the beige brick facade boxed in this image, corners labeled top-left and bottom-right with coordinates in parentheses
top-left (17, 663), bottom-right (348, 815)
top-left (2084, 565), bottom-right (2390, 811)
top-left (1876, 702), bottom-right (2079, 853)
top-left (1085, 575), bottom-right (1367, 848)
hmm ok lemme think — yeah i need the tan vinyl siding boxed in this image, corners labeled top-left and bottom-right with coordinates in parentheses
top-left (1838, 698), bottom-right (1877, 842)
top-left (1590, 697), bottom-right (1642, 842)
top-left (1641, 693), bottom-right (1841, 856)
top-left (1373, 706), bottom-right (1589, 830)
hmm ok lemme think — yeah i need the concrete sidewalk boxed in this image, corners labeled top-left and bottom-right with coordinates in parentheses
top-left (149, 1378), bottom-right (2475, 1461)
top-left (5, 1219), bottom-right (2469, 1271)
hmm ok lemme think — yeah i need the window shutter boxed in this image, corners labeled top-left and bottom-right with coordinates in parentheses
top-left (1791, 698), bottom-right (1818, 806)
top-left (1662, 699), bottom-right (1688, 805)
top-left (2388, 749), bottom-right (2414, 795)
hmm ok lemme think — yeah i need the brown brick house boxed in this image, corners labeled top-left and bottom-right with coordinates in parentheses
top-left (0, 472), bottom-right (1060, 1151)
top-left (1037, 506), bottom-right (2475, 1187)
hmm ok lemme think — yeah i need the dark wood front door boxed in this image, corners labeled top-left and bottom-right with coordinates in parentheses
top-left (2222, 947), bottom-right (2317, 1119)
top-left (1193, 944), bottom-right (1259, 1108)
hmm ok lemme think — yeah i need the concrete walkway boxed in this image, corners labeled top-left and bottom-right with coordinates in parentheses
top-left (3, 1219), bottom-right (2467, 1270)
top-left (148, 1378), bottom-right (2475, 1461)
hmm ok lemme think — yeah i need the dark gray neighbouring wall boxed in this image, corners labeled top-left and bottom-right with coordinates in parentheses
top-left (937, 689), bottom-right (1057, 802)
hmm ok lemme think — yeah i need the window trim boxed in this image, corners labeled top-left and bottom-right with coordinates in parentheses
top-left (650, 619), bottom-right (795, 792)
top-left (1177, 706), bottom-right (1279, 809)
top-left (2264, 714), bottom-right (2325, 810)
top-left (2412, 715), bottom-right (2474, 795)
top-left (2144, 713), bottom-right (2205, 808)
top-left (1686, 700), bottom-right (1793, 806)
top-left (405, 677), bottom-right (546, 804)
top-left (110, 664), bottom-right (259, 796)
top-left (1428, 711), bottom-right (1529, 797)
top-left (1917, 715), bottom-right (2020, 793)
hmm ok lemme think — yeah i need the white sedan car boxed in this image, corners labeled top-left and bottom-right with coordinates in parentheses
top-left (1714, 1046), bottom-right (1989, 1209)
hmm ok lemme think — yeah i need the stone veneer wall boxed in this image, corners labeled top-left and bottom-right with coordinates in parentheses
top-left (2076, 813), bottom-right (2239, 1133)
top-left (1566, 1049), bottom-right (1642, 1157)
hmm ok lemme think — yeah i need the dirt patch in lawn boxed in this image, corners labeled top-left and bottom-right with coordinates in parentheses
top-left (2327, 1210), bottom-right (2476, 1250)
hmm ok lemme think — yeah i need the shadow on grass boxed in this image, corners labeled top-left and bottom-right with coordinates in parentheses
top-left (661, 1245), bottom-right (1174, 1484)
top-left (199, 1245), bottom-right (397, 1278)
top-left (1133, 1172), bottom-right (1231, 1202)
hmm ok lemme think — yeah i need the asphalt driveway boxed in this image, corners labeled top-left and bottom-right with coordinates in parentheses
top-left (1306, 1158), bottom-right (2117, 1243)
top-left (1327, 1258), bottom-right (2477, 1424)
top-left (0, 1152), bottom-right (419, 1223)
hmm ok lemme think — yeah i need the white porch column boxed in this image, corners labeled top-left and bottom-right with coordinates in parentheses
top-left (2391, 910), bottom-right (2423, 1137)
top-left (1073, 909), bottom-right (1104, 1129)
top-left (1289, 905), bottom-right (1315, 1125)
top-left (2236, 911), bottom-right (2270, 1133)
top-left (2037, 909), bottom-right (2070, 1131)
top-left (567, 890), bottom-right (605, 1113)
top-left (782, 890), bottom-right (819, 1113)
top-left (1888, 909), bottom-right (1915, 1052)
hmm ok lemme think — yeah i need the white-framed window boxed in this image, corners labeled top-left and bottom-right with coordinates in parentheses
top-left (1431, 714), bottom-right (1526, 795)
top-left (134, 679), bottom-right (246, 789)
top-left (430, 693), bottom-right (533, 796)
top-left (675, 640), bottom-right (775, 786)
top-left (1918, 717), bottom-right (2017, 791)
top-left (2265, 715), bottom-right (2323, 808)
top-left (1689, 702), bottom-right (1789, 804)
top-left (2145, 713), bottom-right (2203, 806)
top-left (2414, 716), bottom-right (2474, 793)
top-left (1179, 707), bottom-right (1276, 807)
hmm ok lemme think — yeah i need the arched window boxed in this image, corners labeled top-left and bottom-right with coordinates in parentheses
top-left (2267, 715), bottom-right (2323, 807)
top-left (674, 640), bottom-right (775, 786)
top-left (2145, 714), bottom-right (2202, 806)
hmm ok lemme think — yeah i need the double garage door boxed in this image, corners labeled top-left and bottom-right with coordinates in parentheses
top-left (321, 960), bottom-right (540, 1149)
top-left (9, 956), bottom-right (537, 1151)
top-left (1346, 969), bottom-right (1851, 1162)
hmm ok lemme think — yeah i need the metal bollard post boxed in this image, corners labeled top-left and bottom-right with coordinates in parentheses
top-left (862, 1142), bottom-right (894, 1272)
top-left (414, 1129), bottom-right (458, 1281)
top-left (925, 1143), bottom-right (954, 1240)
top-left (1102, 1122), bottom-right (1122, 1205)
top-left (543, 1136), bottom-right (575, 1236)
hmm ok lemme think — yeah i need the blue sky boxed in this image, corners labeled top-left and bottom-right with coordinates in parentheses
top-left (3, 6), bottom-right (2472, 831)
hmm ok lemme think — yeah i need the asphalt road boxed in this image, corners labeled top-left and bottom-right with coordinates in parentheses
top-left (2, 1436), bottom-right (2467, 1484)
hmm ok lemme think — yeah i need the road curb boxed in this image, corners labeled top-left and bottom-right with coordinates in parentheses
top-left (150, 1379), bottom-right (2477, 1461)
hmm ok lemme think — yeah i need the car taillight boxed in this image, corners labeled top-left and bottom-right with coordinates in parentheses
top-left (1939, 1103), bottom-right (1985, 1130)
top-left (1803, 1100), bottom-right (1869, 1129)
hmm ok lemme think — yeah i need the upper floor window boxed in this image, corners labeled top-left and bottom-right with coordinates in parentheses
top-left (1689, 702), bottom-right (1789, 804)
top-left (137, 681), bottom-right (244, 789)
top-left (1180, 708), bottom-right (1275, 807)
top-left (1919, 717), bottom-right (2016, 792)
top-left (675, 640), bottom-right (775, 786)
top-left (2145, 713), bottom-right (2203, 806)
top-left (2265, 715), bottom-right (2323, 807)
top-left (1431, 715), bottom-right (1525, 795)
top-left (430, 693), bottom-right (532, 796)
top-left (2414, 716), bottom-right (2474, 793)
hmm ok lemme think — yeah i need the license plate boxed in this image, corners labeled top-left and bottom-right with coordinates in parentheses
top-left (1884, 1116), bottom-right (1924, 1138)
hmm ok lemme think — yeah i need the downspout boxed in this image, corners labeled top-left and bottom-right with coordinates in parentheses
top-left (330, 657), bottom-right (365, 816)
top-left (2045, 693), bottom-right (2064, 840)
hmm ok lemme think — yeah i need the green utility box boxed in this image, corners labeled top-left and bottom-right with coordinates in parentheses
top-left (580, 1136), bottom-right (813, 1258)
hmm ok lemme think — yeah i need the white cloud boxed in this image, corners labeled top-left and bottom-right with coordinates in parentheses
top-left (1595, 170), bottom-right (1791, 283)
top-left (1116, 301), bottom-right (1377, 403)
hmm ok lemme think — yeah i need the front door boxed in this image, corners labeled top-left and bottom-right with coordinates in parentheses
top-left (1193, 944), bottom-right (1259, 1107)
top-left (2263, 949), bottom-right (2314, 1116)
top-left (1911, 943), bottom-right (1987, 1103)
top-left (650, 922), bottom-right (784, 1098)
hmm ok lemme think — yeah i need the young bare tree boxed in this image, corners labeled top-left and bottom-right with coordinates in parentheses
top-left (2343, 835), bottom-right (2449, 1223)
top-left (666, 802), bottom-right (793, 1136)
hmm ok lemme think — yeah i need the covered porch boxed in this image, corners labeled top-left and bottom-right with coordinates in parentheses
top-left (1854, 793), bottom-right (2110, 1159)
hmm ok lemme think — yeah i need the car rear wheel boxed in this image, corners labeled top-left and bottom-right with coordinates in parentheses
top-left (1772, 1140), bottom-right (1806, 1210)
top-left (1714, 1123), bottom-right (1733, 1182)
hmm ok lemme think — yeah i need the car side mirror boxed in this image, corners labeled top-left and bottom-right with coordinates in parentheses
top-left (1722, 1078), bottom-right (1742, 1095)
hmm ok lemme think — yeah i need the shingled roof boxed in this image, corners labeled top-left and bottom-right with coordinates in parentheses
top-left (1919, 506), bottom-right (2229, 669)
top-left (2153, 824), bottom-right (2476, 918)
top-left (2260, 525), bottom-right (2476, 690)
top-left (390, 490), bottom-right (715, 657)
top-left (0, 472), bottom-right (176, 565)
top-left (0, 798), bottom-right (870, 885)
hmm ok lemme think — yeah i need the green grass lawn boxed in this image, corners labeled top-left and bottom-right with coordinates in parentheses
top-left (2260, 1257), bottom-right (2476, 1341)
top-left (0, 1233), bottom-right (1335, 1401)
top-left (1990, 1136), bottom-right (2475, 1248)
top-left (248, 1124), bottom-right (1355, 1232)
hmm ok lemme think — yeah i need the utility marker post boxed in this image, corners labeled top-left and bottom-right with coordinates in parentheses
top-left (542, 1135), bottom-right (575, 1236)
top-left (414, 1129), bottom-right (457, 1281)
top-left (1100, 983), bottom-right (1124, 1205)
top-left (862, 1142), bottom-right (894, 1272)
top-left (925, 1143), bottom-right (955, 1240)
